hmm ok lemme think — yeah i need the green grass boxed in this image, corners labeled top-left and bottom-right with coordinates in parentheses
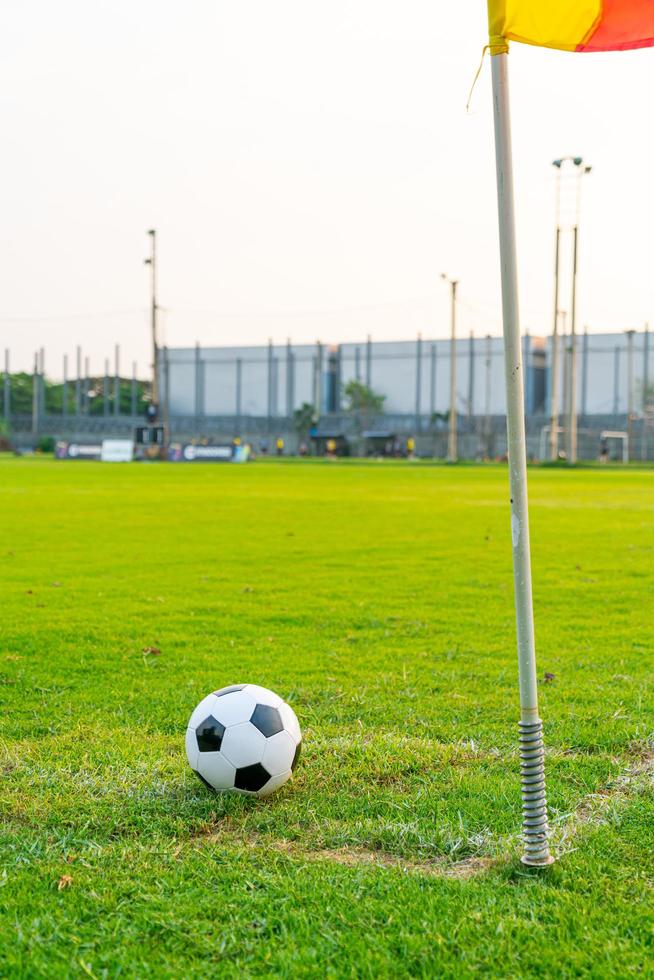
top-left (1, 457), bottom-right (652, 978)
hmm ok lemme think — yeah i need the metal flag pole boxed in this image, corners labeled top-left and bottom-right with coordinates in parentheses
top-left (490, 47), bottom-right (553, 867)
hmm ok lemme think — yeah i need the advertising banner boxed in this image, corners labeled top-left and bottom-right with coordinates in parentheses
top-left (55, 442), bottom-right (103, 460)
top-left (168, 443), bottom-right (234, 462)
top-left (101, 440), bottom-right (134, 463)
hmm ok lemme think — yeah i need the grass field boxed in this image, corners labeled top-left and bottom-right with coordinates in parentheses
top-left (1, 457), bottom-right (652, 978)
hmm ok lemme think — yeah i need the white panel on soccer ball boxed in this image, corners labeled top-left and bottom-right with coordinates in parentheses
top-left (220, 722), bottom-right (267, 768)
top-left (261, 730), bottom-right (296, 776)
top-left (243, 684), bottom-right (283, 708)
top-left (211, 691), bottom-right (257, 727)
top-left (258, 769), bottom-right (292, 797)
top-left (278, 702), bottom-right (302, 744)
top-left (187, 693), bottom-right (219, 732)
top-left (196, 752), bottom-right (236, 791)
top-left (185, 726), bottom-right (199, 770)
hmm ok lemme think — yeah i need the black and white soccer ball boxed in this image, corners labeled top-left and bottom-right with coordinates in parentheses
top-left (186, 684), bottom-right (302, 797)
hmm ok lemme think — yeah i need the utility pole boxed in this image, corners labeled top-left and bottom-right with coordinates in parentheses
top-left (442, 274), bottom-right (458, 462)
top-left (145, 229), bottom-right (158, 408)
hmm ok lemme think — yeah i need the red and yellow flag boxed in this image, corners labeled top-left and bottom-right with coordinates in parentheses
top-left (488, 0), bottom-right (654, 53)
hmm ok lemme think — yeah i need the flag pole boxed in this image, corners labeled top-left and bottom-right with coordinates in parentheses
top-left (490, 48), bottom-right (554, 866)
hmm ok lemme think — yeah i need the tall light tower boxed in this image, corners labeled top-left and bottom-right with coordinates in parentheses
top-left (441, 273), bottom-right (458, 462)
top-left (551, 157), bottom-right (592, 463)
top-left (549, 161), bottom-right (562, 461)
top-left (144, 229), bottom-right (158, 409)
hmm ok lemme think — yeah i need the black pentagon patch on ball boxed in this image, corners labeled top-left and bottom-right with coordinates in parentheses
top-left (196, 715), bottom-right (226, 752)
top-left (250, 703), bottom-right (283, 737)
top-left (193, 770), bottom-right (216, 793)
top-left (291, 741), bottom-right (301, 772)
top-left (234, 763), bottom-right (271, 792)
top-left (214, 684), bottom-right (246, 697)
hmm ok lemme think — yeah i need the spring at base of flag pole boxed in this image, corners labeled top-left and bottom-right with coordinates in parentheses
top-left (519, 718), bottom-right (554, 866)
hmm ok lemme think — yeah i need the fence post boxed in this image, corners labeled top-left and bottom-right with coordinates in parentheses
top-left (643, 324), bottom-right (650, 413)
top-left (236, 358), bottom-right (242, 434)
top-left (613, 346), bottom-right (620, 415)
top-left (286, 339), bottom-right (293, 419)
top-left (75, 346), bottom-right (82, 418)
top-left (3, 349), bottom-right (9, 421)
top-left (485, 334), bottom-right (492, 456)
top-left (523, 331), bottom-right (531, 416)
top-left (32, 352), bottom-right (39, 436)
top-left (267, 339), bottom-right (273, 431)
top-left (131, 362), bottom-right (137, 417)
top-left (104, 359), bottom-right (110, 417)
top-left (581, 325), bottom-right (589, 421)
top-left (63, 354), bottom-right (68, 422)
top-left (468, 330), bottom-right (475, 420)
top-left (39, 348), bottom-right (45, 418)
top-left (315, 341), bottom-right (323, 415)
top-left (415, 333), bottom-right (422, 432)
top-left (335, 346), bottom-right (342, 412)
top-left (430, 344), bottom-right (436, 415)
top-left (195, 342), bottom-right (202, 429)
top-left (114, 344), bottom-right (120, 416)
top-left (84, 356), bottom-right (90, 414)
top-left (163, 346), bottom-right (170, 442)
top-left (626, 329), bottom-right (636, 462)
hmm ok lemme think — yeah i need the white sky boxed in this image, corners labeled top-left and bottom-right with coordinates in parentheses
top-left (1, 0), bottom-right (653, 377)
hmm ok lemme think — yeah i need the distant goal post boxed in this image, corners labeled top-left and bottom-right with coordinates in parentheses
top-left (600, 430), bottom-right (629, 464)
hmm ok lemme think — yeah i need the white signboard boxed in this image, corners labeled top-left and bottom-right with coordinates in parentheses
top-left (101, 440), bottom-right (134, 463)
top-left (182, 444), bottom-right (232, 461)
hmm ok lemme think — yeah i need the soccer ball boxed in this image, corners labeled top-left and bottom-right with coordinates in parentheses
top-left (185, 684), bottom-right (302, 797)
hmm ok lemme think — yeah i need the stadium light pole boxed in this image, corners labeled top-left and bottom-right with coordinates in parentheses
top-left (144, 229), bottom-right (158, 409)
top-left (441, 273), bottom-right (458, 462)
top-left (551, 157), bottom-right (591, 462)
top-left (549, 161), bottom-right (562, 461)
top-left (569, 162), bottom-right (592, 464)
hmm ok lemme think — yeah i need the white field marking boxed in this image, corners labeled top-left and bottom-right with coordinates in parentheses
top-left (549, 749), bottom-right (654, 858)
top-left (191, 749), bottom-right (654, 881)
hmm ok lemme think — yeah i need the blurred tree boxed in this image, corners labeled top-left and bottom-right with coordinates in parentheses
top-left (293, 402), bottom-right (317, 438)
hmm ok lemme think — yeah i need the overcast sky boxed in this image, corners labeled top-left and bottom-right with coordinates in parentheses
top-left (1, 0), bottom-right (653, 377)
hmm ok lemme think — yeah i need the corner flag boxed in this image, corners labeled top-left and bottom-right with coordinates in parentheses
top-left (488, 0), bottom-right (654, 53)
